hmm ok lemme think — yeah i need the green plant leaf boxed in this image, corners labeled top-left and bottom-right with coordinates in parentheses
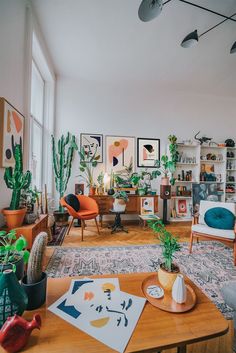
top-left (14, 238), bottom-right (25, 251)
top-left (80, 167), bottom-right (85, 172)
top-left (92, 161), bottom-right (98, 168)
top-left (0, 231), bottom-right (7, 237)
top-left (23, 250), bottom-right (30, 264)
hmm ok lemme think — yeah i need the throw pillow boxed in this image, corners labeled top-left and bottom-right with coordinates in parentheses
top-left (204, 207), bottom-right (235, 230)
top-left (65, 194), bottom-right (80, 212)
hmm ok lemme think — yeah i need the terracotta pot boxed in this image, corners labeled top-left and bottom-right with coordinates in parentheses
top-left (2, 208), bottom-right (26, 229)
top-left (161, 177), bottom-right (170, 186)
top-left (89, 187), bottom-right (96, 196)
top-left (158, 264), bottom-right (180, 291)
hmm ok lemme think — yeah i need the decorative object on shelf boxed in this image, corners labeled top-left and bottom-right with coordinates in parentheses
top-left (194, 131), bottom-right (212, 145)
top-left (137, 137), bottom-right (160, 168)
top-left (2, 144), bottom-right (31, 229)
top-left (0, 314), bottom-right (41, 353)
top-left (148, 220), bottom-right (181, 290)
top-left (225, 139), bottom-right (235, 147)
top-left (21, 232), bottom-right (48, 310)
top-left (80, 133), bottom-right (103, 163)
top-left (52, 132), bottom-right (78, 224)
top-left (172, 274), bottom-right (187, 304)
top-left (177, 199), bottom-right (187, 215)
top-left (140, 197), bottom-right (154, 216)
top-left (105, 135), bottom-right (135, 173)
top-left (78, 145), bottom-right (99, 195)
top-left (0, 98), bottom-right (24, 168)
top-left (112, 191), bottom-right (129, 212)
top-left (0, 230), bottom-right (29, 280)
top-left (0, 269), bottom-right (28, 328)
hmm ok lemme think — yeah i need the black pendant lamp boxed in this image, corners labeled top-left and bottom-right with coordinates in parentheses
top-left (181, 30), bottom-right (199, 48)
top-left (138, 0), bottom-right (163, 22)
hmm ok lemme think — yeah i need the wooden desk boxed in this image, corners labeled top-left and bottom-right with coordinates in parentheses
top-left (21, 272), bottom-right (228, 353)
top-left (91, 195), bottom-right (158, 227)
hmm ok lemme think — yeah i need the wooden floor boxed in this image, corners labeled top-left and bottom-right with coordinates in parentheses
top-left (45, 220), bottom-right (234, 353)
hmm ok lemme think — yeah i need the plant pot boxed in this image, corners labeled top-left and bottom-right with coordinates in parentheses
top-left (2, 208), bottom-right (26, 228)
top-left (53, 211), bottom-right (69, 226)
top-left (0, 256), bottom-right (25, 280)
top-left (89, 186), bottom-right (96, 196)
top-left (161, 177), bottom-right (170, 186)
top-left (113, 198), bottom-right (126, 212)
top-left (137, 188), bottom-right (146, 196)
top-left (158, 263), bottom-right (180, 291)
top-left (24, 212), bottom-right (37, 225)
top-left (21, 272), bottom-right (47, 310)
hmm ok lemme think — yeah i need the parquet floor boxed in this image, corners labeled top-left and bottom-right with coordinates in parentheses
top-left (45, 220), bottom-right (234, 353)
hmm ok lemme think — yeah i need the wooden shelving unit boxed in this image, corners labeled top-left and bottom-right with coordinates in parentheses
top-left (226, 146), bottom-right (236, 202)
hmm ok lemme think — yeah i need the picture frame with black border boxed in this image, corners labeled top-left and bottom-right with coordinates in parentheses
top-left (137, 138), bottom-right (160, 168)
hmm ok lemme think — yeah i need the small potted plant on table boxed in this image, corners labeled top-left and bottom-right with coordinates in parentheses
top-left (149, 219), bottom-right (181, 290)
top-left (0, 230), bottom-right (30, 280)
top-left (112, 191), bottom-right (129, 212)
top-left (20, 186), bottom-right (40, 224)
top-left (78, 147), bottom-right (98, 195)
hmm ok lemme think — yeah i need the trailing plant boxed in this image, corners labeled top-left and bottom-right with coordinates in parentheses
top-left (4, 144), bottom-right (32, 210)
top-left (0, 230), bottom-right (30, 271)
top-left (78, 147), bottom-right (99, 188)
top-left (148, 219), bottom-right (181, 272)
top-left (131, 168), bottom-right (158, 193)
top-left (20, 186), bottom-right (40, 213)
top-left (52, 132), bottom-right (78, 212)
top-left (27, 232), bottom-right (48, 284)
top-left (112, 191), bottom-right (129, 202)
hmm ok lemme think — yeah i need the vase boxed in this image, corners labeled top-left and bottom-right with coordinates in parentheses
top-left (172, 274), bottom-right (187, 304)
top-left (0, 270), bottom-right (28, 328)
top-left (113, 199), bottom-right (126, 212)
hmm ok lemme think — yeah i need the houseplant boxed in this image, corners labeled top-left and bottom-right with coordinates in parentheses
top-left (97, 171), bottom-right (104, 195)
top-left (52, 132), bottom-right (78, 223)
top-left (131, 168), bottom-right (158, 195)
top-left (112, 191), bottom-right (129, 212)
top-left (148, 219), bottom-right (181, 290)
top-left (0, 230), bottom-right (30, 280)
top-left (21, 232), bottom-right (48, 310)
top-left (20, 186), bottom-right (40, 224)
top-left (2, 144), bottom-right (32, 228)
top-left (78, 147), bottom-right (99, 195)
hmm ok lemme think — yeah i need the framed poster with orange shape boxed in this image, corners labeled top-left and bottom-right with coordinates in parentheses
top-left (0, 97), bottom-right (24, 168)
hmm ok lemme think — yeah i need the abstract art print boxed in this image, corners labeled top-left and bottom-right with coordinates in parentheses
top-left (80, 133), bottom-right (103, 163)
top-left (0, 97), bottom-right (24, 168)
top-left (192, 183), bottom-right (221, 215)
top-left (140, 197), bottom-right (154, 216)
top-left (106, 135), bottom-right (135, 173)
top-left (137, 138), bottom-right (160, 168)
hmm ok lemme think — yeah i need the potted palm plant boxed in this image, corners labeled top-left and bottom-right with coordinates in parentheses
top-left (149, 219), bottom-right (181, 290)
top-left (78, 147), bottom-right (99, 195)
top-left (112, 191), bottom-right (129, 212)
top-left (2, 144), bottom-right (32, 228)
top-left (0, 230), bottom-right (30, 280)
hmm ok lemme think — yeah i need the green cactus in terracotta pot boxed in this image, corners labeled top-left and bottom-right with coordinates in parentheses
top-left (52, 132), bottom-right (78, 212)
top-left (26, 232), bottom-right (48, 284)
top-left (4, 144), bottom-right (32, 210)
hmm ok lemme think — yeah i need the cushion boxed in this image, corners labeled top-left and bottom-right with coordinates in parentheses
top-left (204, 207), bottom-right (235, 230)
top-left (192, 224), bottom-right (235, 239)
top-left (65, 194), bottom-right (80, 212)
top-left (199, 201), bottom-right (235, 225)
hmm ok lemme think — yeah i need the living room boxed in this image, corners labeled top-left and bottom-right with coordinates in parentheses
top-left (0, 0), bottom-right (236, 352)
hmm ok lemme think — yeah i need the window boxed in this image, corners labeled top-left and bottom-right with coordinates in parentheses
top-left (30, 32), bottom-right (55, 192)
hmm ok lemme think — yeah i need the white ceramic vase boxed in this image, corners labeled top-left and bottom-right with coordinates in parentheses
top-left (113, 199), bottom-right (126, 212)
top-left (172, 274), bottom-right (187, 304)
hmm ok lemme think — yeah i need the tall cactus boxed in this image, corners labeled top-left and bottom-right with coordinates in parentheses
top-left (51, 132), bottom-right (77, 212)
top-left (4, 144), bottom-right (32, 210)
top-left (27, 232), bottom-right (48, 284)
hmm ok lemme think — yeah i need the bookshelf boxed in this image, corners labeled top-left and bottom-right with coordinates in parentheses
top-left (226, 147), bottom-right (236, 202)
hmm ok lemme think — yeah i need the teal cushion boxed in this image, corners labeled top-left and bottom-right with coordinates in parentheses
top-left (204, 207), bottom-right (235, 230)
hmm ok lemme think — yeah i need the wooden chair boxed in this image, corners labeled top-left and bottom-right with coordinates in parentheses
top-left (190, 200), bottom-right (236, 265)
top-left (60, 195), bottom-right (100, 241)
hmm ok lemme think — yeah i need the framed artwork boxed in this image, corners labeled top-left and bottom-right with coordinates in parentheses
top-left (75, 183), bottom-right (84, 195)
top-left (192, 183), bottom-right (220, 215)
top-left (0, 97), bottom-right (24, 168)
top-left (177, 199), bottom-right (187, 214)
top-left (105, 135), bottom-right (135, 172)
top-left (137, 138), bottom-right (160, 168)
top-left (80, 133), bottom-right (103, 163)
top-left (140, 197), bottom-right (154, 216)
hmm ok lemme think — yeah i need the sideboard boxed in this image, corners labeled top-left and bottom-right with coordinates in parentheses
top-left (91, 195), bottom-right (158, 227)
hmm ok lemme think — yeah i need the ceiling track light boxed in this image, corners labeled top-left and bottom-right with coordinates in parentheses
top-left (138, 0), bottom-right (236, 54)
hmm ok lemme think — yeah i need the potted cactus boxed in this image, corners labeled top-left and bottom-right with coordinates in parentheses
top-left (21, 232), bottom-right (48, 310)
top-left (2, 144), bottom-right (32, 228)
top-left (52, 132), bottom-right (78, 224)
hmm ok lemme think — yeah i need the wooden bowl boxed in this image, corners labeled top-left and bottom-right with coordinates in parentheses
top-left (142, 274), bottom-right (197, 313)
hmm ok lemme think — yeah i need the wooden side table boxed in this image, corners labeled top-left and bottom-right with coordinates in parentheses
top-left (109, 209), bottom-right (128, 234)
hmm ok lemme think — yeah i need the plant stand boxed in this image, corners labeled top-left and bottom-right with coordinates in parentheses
top-left (109, 210), bottom-right (128, 234)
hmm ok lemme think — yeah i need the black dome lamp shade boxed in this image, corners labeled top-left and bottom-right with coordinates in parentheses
top-left (181, 30), bottom-right (199, 48)
top-left (230, 41), bottom-right (236, 54)
top-left (138, 0), bottom-right (163, 22)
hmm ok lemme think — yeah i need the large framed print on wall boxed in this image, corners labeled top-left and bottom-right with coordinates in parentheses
top-left (106, 135), bottom-right (135, 173)
top-left (80, 133), bottom-right (103, 163)
top-left (137, 138), bottom-right (160, 168)
top-left (0, 97), bottom-right (24, 168)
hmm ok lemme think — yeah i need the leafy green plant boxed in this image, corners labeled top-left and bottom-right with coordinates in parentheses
top-left (97, 172), bottom-right (104, 188)
top-left (78, 147), bottom-right (99, 187)
top-left (20, 186), bottom-right (40, 213)
top-left (148, 219), bottom-right (181, 272)
top-left (131, 168), bottom-right (158, 193)
top-left (112, 191), bottom-right (129, 202)
top-left (4, 144), bottom-right (32, 210)
top-left (52, 132), bottom-right (78, 212)
top-left (0, 230), bottom-right (30, 270)
top-left (114, 159), bottom-right (133, 187)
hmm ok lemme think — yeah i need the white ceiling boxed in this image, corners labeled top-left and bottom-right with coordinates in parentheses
top-left (32, 0), bottom-right (236, 96)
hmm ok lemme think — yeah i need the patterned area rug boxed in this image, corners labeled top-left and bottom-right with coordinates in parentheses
top-left (46, 241), bottom-right (236, 319)
top-left (47, 226), bottom-right (68, 246)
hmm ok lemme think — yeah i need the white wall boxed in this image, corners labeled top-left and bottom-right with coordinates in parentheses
top-left (0, 0), bottom-right (27, 226)
top-left (55, 77), bottom-right (236, 215)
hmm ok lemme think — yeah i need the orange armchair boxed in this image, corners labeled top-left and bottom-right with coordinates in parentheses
top-left (60, 195), bottom-right (100, 241)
